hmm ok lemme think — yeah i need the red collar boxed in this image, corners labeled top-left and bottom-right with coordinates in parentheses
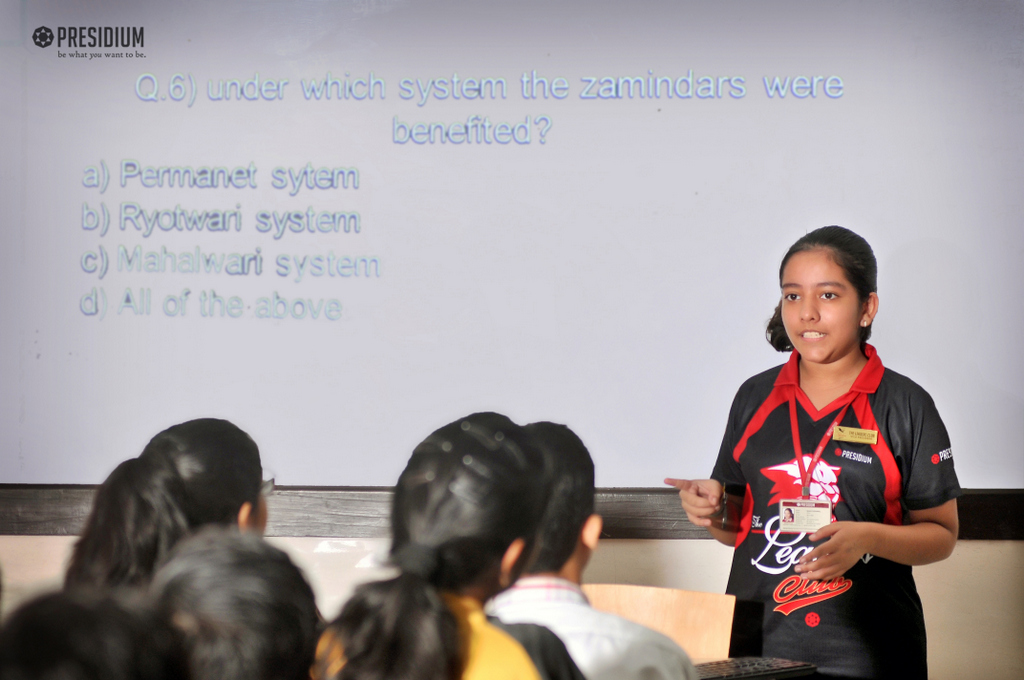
top-left (775, 343), bottom-right (885, 394)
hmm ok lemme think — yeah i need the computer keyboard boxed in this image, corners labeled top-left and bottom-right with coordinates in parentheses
top-left (695, 656), bottom-right (817, 679)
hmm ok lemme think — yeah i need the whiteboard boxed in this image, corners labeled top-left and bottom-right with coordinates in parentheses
top-left (1, 0), bottom-right (1021, 488)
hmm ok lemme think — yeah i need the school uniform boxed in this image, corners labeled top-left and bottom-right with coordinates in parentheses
top-left (489, 616), bottom-right (588, 680)
top-left (711, 345), bottom-right (960, 679)
top-left (314, 594), bottom-right (542, 680)
top-left (443, 594), bottom-right (543, 680)
top-left (488, 576), bottom-right (697, 680)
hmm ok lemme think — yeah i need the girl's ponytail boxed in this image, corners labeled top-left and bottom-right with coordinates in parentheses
top-left (318, 567), bottom-right (461, 680)
top-left (314, 412), bottom-right (550, 680)
top-left (765, 301), bottom-right (793, 352)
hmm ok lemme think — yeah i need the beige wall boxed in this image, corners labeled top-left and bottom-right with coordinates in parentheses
top-left (1, 536), bottom-right (1021, 679)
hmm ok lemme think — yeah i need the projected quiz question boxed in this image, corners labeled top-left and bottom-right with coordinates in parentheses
top-left (134, 69), bottom-right (845, 145)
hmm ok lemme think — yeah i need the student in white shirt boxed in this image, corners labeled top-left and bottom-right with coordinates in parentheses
top-left (488, 423), bottom-right (698, 680)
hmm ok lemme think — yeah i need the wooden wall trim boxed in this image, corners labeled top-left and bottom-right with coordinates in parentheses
top-left (0, 486), bottom-right (1020, 540)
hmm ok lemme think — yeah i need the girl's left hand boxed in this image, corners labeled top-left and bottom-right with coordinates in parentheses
top-left (794, 521), bottom-right (877, 581)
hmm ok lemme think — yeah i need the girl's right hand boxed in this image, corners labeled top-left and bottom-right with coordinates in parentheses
top-left (664, 478), bottom-right (724, 527)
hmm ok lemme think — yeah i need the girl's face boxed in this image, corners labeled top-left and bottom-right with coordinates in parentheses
top-left (780, 249), bottom-right (877, 366)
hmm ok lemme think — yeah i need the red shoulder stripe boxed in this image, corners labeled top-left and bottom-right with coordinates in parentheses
top-left (851, 393), bottom-right (903, 525)
top-left (732, 385), bottom-right (790, 463)
top-left (735, 483), bottom-right (754, 547)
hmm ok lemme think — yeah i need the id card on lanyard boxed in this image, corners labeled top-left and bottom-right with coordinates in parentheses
top-left (777, 394), bottom-right (850, 535)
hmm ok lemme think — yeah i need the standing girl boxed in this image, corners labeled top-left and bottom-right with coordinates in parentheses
top-left (667, 226), bottom-right (960, 679)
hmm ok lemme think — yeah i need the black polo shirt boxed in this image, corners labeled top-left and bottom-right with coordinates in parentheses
top-left (712, 345), bottom-right (960, 679)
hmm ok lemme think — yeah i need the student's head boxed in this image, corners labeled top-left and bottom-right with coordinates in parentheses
top-left (65, 418), bottom-right (266, 591)
top-left (314, 412), bottom-right (549, 680)
top-left (0, 590), bottom-right (184, 680)
top-left (766, 226), bottom-right (879, 355)
top-left (150, 527), bottom-right (319, 680)
top-left (141, 418), bottom-right (266, 530)
top-left (522, 422), bottom-right (601, 579)
top-left (389, 412), bottom-right (549, 589)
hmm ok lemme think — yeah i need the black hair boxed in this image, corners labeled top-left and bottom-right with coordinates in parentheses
top-left (522, 422), bottom-right (595, 575)
top-left (766, 225), bottom-right (878, 352)
top-left (64, 456), bottom-right (190, 591)
top-left (316, 412), bottom-right (550, 680)
top-left (0, 590), bottom-right (185, 680)
top-left (65, 418), bottom-right (263, 591)
top-left (150, 527), bottom-right (319, 680)
top-left (140, 418), bottom-right (263, 527)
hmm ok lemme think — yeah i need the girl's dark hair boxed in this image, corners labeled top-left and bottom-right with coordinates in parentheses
top-left (139, 418), bottom-right (263, 527)
top-left (64, 456), bottom-right (190, 590)
top-left (316, 412), bottom-right (550, 680)
top-left (150, 528), bottom-right (319, 680)
top-left (766, 225), bottom-right (878, 352)
top-left (0, 590), bottom-right (185, 680)
top-left (65, 418), bottom-right (263, 591)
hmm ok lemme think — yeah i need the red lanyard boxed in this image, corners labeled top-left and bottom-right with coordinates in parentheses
top-left (788, 391), bottom-right (854, 498)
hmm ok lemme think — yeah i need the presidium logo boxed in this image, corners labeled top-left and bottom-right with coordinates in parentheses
top-left (32, 26), bottom-right (54, 48)
top-left (31, 25), bottom-right (144, 57)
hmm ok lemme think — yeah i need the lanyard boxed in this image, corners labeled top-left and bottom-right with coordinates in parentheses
top-left (788, 391), bottom-right (854, 498)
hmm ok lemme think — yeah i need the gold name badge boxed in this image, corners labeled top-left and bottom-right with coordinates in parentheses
top-left (833, 426), bottom-right (878, 445)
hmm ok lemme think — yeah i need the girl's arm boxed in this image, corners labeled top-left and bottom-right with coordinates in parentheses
top-left (794, 498), bottom-right (958, 580)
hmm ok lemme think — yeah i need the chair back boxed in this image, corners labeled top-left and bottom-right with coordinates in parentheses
top-left (581, 583), bottom-right (735, 662)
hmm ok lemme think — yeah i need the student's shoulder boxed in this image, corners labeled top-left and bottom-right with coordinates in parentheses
top-left (587, 610), bottom-right (696, 680)
top-left (469, 618), bottom-right (543, 680)
top-left (874, 366), bottom-right (946, 427)
top-left (876, 366), bottom-right (938, 405)
top-left (490, 618), bottom-right (586, 680)
top-left (739, 363), bottom-right (784, 391)
top-left (493, 619), bottom-right (573, 658)
top-left (590, 608), bottom-right (692, 659)
top-left (730, 363), bottom-right (784, 408)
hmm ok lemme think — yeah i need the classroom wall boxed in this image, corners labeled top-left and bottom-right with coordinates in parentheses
top-left (1, 536), bottom-right (1020, 679)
